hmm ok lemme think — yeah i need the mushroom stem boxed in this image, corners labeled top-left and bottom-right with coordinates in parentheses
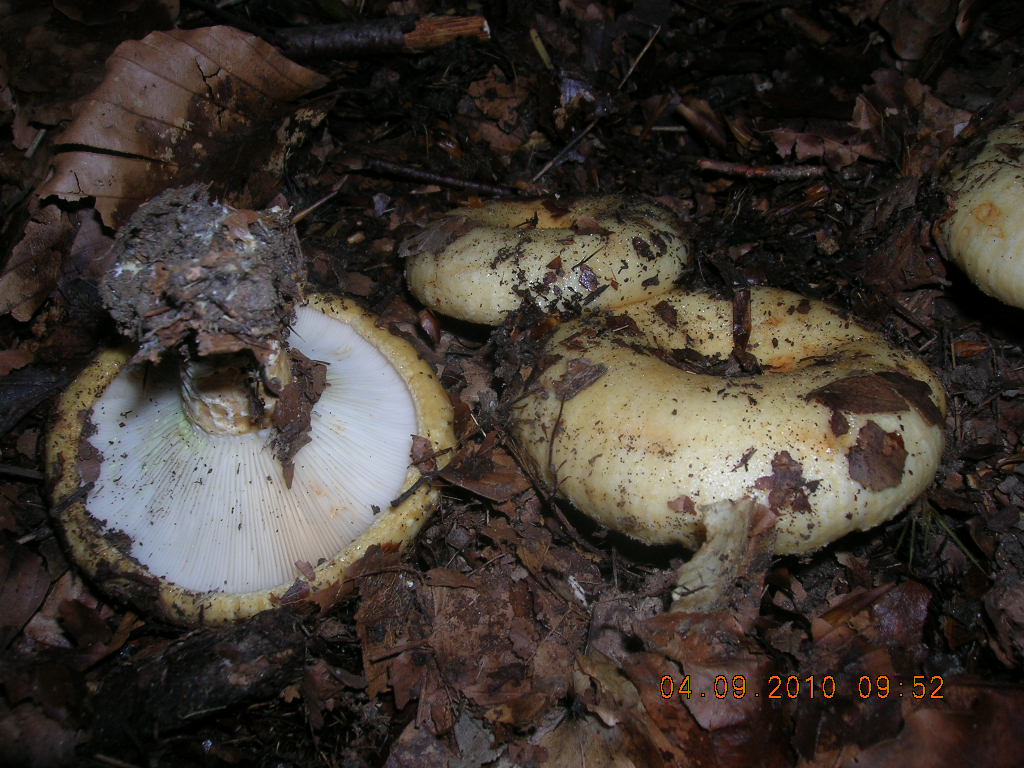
top-left (670, 498), bottom-right (761, 612)
top-left (179, 344), bottom-right (294, 436)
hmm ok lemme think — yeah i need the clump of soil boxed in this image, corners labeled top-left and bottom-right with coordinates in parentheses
top-left (101, 183), bottom-right (304, 365)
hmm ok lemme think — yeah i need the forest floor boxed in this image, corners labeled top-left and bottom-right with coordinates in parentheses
top-left (2, 1), bottom-right (1024, 766)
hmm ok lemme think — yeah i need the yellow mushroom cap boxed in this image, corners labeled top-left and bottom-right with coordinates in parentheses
top-left (401, 195), bottom-right (691, 324)
top-left (511, 287), bottom-right (946, 557)
top-left (939, 112), bottom-right (1024, 309)
top-left (47, 294), bottom-right (454, 624)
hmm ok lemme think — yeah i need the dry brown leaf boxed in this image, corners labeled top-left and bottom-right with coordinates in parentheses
top-left (0, 199), bottom-right (73, 321)
top-left (844, 679), bottom-right (1024, 768)
top-left (571, 650), bottom-right (690, 767)
top-left (38, 26), bottom-right (329, 227)
top-left (0, 701), bottom-right (79, 767)
top-left (847, 422), bottom-right (908, 492)
top-left (0, 349), bottom-right (34, 377)
top-left (877, 0), bottom-right (956, 62)
top-left (438, 436), bottom-right (533, 503)
top-left (631, 613), bottom-right (790, 767)
top-left (353, 547), bottom-right (429, 701)
top-left (0, 541), bottom-right (51, 650)
top-left (770, 124), bottom-right (881, 169)
top-left (20, 571), bottom-right (97, 650)
top-left (468, 67), bottom-right (532, 132)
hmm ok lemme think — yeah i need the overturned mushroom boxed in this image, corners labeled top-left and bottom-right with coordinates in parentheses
top-left (47, 187), bottom-right (454, 624)
top-left (510, 288), bottom-right (946, 610)
top-left (400, 195), bottom-right (691, 324)
top-left (937, 110), bottom-right (1024, 308)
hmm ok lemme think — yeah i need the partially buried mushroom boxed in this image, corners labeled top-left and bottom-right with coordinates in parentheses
top-left (47, 186), bottom-right (454, 624)
top-left (510, 288), bottom-right (947, 611)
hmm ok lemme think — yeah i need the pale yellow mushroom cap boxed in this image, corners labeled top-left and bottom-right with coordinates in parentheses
top-left (511, 288), bottom-right (946, 560)
top-left (401, 196), bottom-right (691, 324)
top-left (939, 113), bottom-right (1024, 309)
top-left (47, 295), bottom-right (454, 624)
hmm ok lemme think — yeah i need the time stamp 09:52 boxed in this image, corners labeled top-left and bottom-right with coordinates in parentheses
top-left (658, 674), bottom-right (945, 701)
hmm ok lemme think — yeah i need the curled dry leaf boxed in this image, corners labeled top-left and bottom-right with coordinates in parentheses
top-left (38, 26), bottom-right (329, 227)
top-left (849, 680), bottom-right (1024, 768)
top-left (438, 437), bottom-right (533, 503)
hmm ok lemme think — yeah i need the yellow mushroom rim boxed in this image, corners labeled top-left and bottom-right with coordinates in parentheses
top-left (400, 195), bottom-right (691, 324)
top-left (939, 111), bottom-right (1024, 309)
top-left (510, 287), bottom-right (947, 608)
top-left (46, 294), bottom-right (455, 625)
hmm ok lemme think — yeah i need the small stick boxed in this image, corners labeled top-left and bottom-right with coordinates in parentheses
top-left (404, 15), bottom-right (490, 52)
top-left (291, 188), bottom-right (340, 225)
top-left (359, 157), bottom-right (517, 196)
top-left (0, 463), bottom-right (44, 481)
top-left (278, 15), bottom-right (489, 58)
top-left (696, 157), bottom-right (827, 180)
top-left (532, 118), bottom-right (597, 183)
top-left (618, 25), bottom-right (661, 89)
top-left (530, 28), bottom-right (555, 71)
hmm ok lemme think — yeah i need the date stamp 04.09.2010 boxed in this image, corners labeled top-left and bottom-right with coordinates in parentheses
top-left (658, 674), bottom-right (945, 701)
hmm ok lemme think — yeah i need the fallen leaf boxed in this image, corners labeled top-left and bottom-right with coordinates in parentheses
top-left (439, 436), bottom-right (532, 503)
top-left (847, 421), bottom-right (908, 491)
top-left (37, 26), bottom-right (328, 228)
top-left (553, 357), bottom-right (607, 400)
top-left (846, 679), bottom-right (1024, 768)
top-left (0, 349), bottom-right (34, 377)
top-left (0, 540), bottom-right (51, 650)
top-left (0, 199), bottom-right (73, 321)
top-left (754, 450), bottom-right (817, 514)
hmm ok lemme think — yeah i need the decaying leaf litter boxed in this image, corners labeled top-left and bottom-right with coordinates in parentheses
top-left (2, 0), bottom-right (1024, 765)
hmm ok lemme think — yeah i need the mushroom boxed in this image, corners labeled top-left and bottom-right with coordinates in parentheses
top-left (47, 187), bottom-right (454, 624)
top-left (510, 288), bottom-right (946, 610)
top-left (400, 195), bottom-right (691, 324)
top-left (937, 110), bottom-right (1024, 308)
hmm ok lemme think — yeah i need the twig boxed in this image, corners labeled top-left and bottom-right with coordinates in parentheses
top-left (278, 15), bottom-right (489, 59)
top-left (358, 157), bottom-right (517, 196)
top-left (696, 157), bottom-right (827, 180)
top-left (50, 482), bottom-right (94, 516)
top-left (531, 118), bottom-right (598, 183)
top-left (530, 28), bottom-right (555, 71)
top-left (618, 25), bottom-right (661, 89)
top-left (291, 188), bottom-right (340, 225)
top-left (0, 463), bottom-right (44, 481)
top-left (93, 755), bottom-right (141, 768)
top-left (404, 15), bottom-right (490, 52)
